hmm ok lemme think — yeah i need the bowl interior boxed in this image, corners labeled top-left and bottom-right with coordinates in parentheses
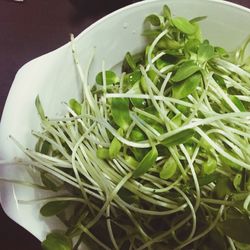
top-left (0, 0), bottom-right (250, 242)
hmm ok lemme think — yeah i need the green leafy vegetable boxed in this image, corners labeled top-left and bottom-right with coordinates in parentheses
top-left (40, 201), bottom-right (69, 217)
top-left (171, 17), bottom-right (197, 34)
top-left (96, 70), bottom-right (119, 85)
top-left (203, 155), bottom-right (217, 175)
top-left (172, 73), bottom-right (202, 99)
top-left (118, 188), bottom-right (139, 204)
top-left (171, 61), bottom-right (200, 82)
top-left (96, 148), bottom-right (110, 159)
top-left (190, 16), bottom-right (207, 23)
top-left (162, 5), bottom-right (171, 20)
top-left (111, 98), bottom-right (131, 130)
top-left (161, 129), bottom-right (195, 147)
top-left (233, 173), bottom-right (242, 191)
top-left (130, 127), bottom-right (146, 141)
top-left (230, 95), bottom-right (246, 112)
top-left (109, 128), bottom-right (123, 158)
top-left (160, 156), bottom-right (177, 180)
top-left (69, 99), bottom-right (82, 115)
top-left (124, 70), bottom-right (141, 85)
top-left (42, 232), bottom-right (72, 250)
top-left (133, 146), bottom-right (158, 178)
top-left (197, 40), bottom-right (215, 63)
top-left (124, 52), bottom-right (137, 71)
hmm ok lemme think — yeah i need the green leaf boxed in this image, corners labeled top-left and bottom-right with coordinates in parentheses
top-left (35, 95), bottom-right (46, 120)
top-left (172, 17), bottom-right (197, 34)
top-left (96, 71), bottom-right (119, 85)
top-left (162, 5), bottom-right (171, 20)
top-left (161, 49), bottom-right (183, 57)
top-left (160, 156), bottom-right (177, 180)
top-left (41, 172), bottom-right (63, 192)
top-left (122, 52), bottom-right (144, 73)
top-left (118, 188), bottom-right (139, 204)
top-left (142, 29), bottom-right (161, 38)
top-left (184, 39), bottom-right (201, 54)
top-left (148, 69), bottom-right (159, 83)
top-left (133, 146), bottom-right (158, 178)
top-left (233, 173), bottom-right (242, 191)
top-left (42, 232), bottom-right (72, 250)
top-left (161, 129), bottom-right (195, 147)
top-left (109, 137), bottom-right (122, 159)
top-left (130, 98), bottom-right (147, 108)
top-left (109, 128), bottom-right (123, 159)
top-left (176, 103), bottom-right (190, 115)
top-left (230, 95), bottom-right (246, 112)
top-left (145, 14), bottom-right (164, 26)
top-left (190, 16), bottom-right (207, 23)
top-left (131, 148), bottom-right (149, 161)
top-left (124, 52), bottom-right (137, 71)
top-left (219, 218), bottom-right (250, 244)
top-left (40, 201), bottom-right (69, 217)
top-left (186, 143), bottom-right (195, 156)
top-left (171, 61), bottom-right (200, 82)
top-left (171, 113), bottom-right (182, 127)
top-left (214, 46), bottom-right (229, 57)
top-left (126, 78), bottom-right (141, 92)
top-left (124, 70), bottom-right (141, 85)
top-left (111, 98), bottom-right (131, 130)
top-left (151, 123), bottom-right (165, 134)
top-left (69, 99), bottom-right (82, 115)
top-left (189, 22), bottom-right (202, 41)
top-left (157, 37), bottom-right (182, 50)
top-left (96, 148), bottom-right (110, 159)
top-left (138, 110), bottom-right (161, 127)
top-left (197, 173), bottom-right (218, 187)
top-left (130, 127), bottom-right (146, 142)
top-left (213, 74), bottom-right (226, 88)
top-left (203, 155), bottom-right (217, 175)
top-left (172, 73), bottom-right (201, 99)
top-left (198, 40), bottom-right (215, 62)
top-left (124, 155), bottom-right (139, 169)
top-left (156, 58), bottom-right (170, 70)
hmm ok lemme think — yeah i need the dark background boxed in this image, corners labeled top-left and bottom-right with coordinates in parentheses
top-left (0, 0), bottom-right (249, 249)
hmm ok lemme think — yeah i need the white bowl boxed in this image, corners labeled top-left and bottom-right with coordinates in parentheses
top-left (0, 0), bottom-right (250, 244)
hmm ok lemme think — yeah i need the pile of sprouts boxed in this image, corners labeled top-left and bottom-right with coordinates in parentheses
top-left (5, 5), bottom-right (250, 250)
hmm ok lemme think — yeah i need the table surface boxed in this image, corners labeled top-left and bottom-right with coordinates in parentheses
top-left (0, 0), bottom-right (249, 249)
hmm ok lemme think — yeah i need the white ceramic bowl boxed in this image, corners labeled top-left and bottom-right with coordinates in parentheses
top-left (1, 0), bottom-right (250, 244)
